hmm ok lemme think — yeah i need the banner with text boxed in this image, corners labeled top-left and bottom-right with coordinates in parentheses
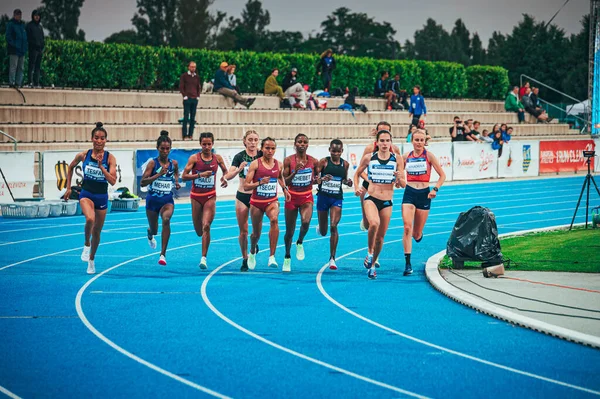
top-left (43, 150), bottom-right (135, 200)
top-left (0, 152), bottom-right (36, 202)
top-left (539, 140), bottom-right (595, 174)
top-left (452, 142), bottom-right (498, 180)
top-left (402, 142), bottom-right (453, 182)
top-left (595, 139), bottom-right (600, 173)
top-left (497, 140), bottom-right (540, 178)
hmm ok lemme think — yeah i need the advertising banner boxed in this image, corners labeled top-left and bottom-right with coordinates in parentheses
top-left (452, 142), bottom-right (498, 180)
top-left (0, 152), bottom-right (36, 202)
top-left (539, 140), bottom-right (595, 173)
top-left (43, 150), bottom-right (135, 200)
top-left (497, 140), bottom-right (540, 178)
top-left (402, 142), bottom-right (453, 182)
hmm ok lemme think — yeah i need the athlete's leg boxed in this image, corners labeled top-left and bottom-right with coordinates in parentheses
top-left (265, 202), bottom-right (280, 257)
top-left (236, 199), bottom-right (250, 259)
top-left (146, 208), bottom-right (159, 237)
top-left (296, 201), bottom-right (313, 244)
top-left (412, 209), bottom-right (430, 241)
top-left (191, 198), bottom-right (204, 237)
top-left (284, 207), bottom-right (299, 258)
top-left (364, 200), bottom-right (381, 254)
top-left (249, 205), bottom-right (264, 254)
top-left (79, 198), bottom-right (95, 247)
top-left (329, 205), bottom-right (342, 259)
top-left (317, 209), bottom-right (329, 236)
top-left (89, 209), bottom-right (107, 261)
top-left (159, 203), bottom-right (174, 256)
top-left (402, 203), bottom-right (417, 274)
top-left (201, 197), bottom-right (216, 257)
top-left (372, 206), bottom-right (392, 262)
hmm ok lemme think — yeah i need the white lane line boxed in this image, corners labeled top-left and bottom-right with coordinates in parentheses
top-left (315, 229), bottom-right (600, 396)
top-left (75, 240), bottom-right (234, 399)
top-left (201, 256), bottom-right (430, 399)
top-left (0, 386), bottom-right (21, 399)
top-left (90, 291), bottom-right (201, 295)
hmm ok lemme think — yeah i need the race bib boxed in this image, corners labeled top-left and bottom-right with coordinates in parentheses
top-left (151, 179), bottom-right (173, 194)
top-left (369, 163), bottom-right (396, 184)
top-left (406, 159), bottom-right (428, 176)
top-left (257, 178), bottom-right (278, 197)
top-left (84, 164), bottom-right (105, 181)
top-left (291, 168), bottom-right (313, 187)
top-left (321, 176), bottom-right (342, 194)
top-left (243, 164), bottom-right (250, 177)
top-left (194, 173), bottom-right (215, 189)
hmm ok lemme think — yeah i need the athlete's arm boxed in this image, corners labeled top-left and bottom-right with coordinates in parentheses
top-left (140, 159), bottom-right (157, 187)
top-left (359, 144), bottom-right (374, 183)
top-left (104, 154), bottom-right (118, 186)
top-left (428, 151), bottom-right (446, 199)
top-left (63, 151), bottom-right (86, 200)
top-left (181, 155), bottom-right (202, 180)
top-left (311, 156), bottom-right (320, 185)
top-left (342, 160), bottom-right (353, 187)
top-left (395, 153), bottom-right (406, 188)
top-left (216, 154), bottom-right (228, 188)
top-left (282, 156), bottom-right (296, 186)
top-left (316, 158), bottom-right (327, 184)
top-left (278, 160), bottom-right (291, 202)
top-left (353, 154), bottom-right (370, 196)
top-left (223, 153), bottom-right (243, 180)
top-left (172, 160), bottom-right (181, 190)
top-left (243, 160), bottom-right (266, 191)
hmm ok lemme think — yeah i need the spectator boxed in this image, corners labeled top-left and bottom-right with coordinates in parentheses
top-left (522, 87), bottom-right (550, 123)
top-left (409, 85), bottom-right (427, 127)
top-left (344, 86), bottom-right (367, 113)
top-left (26, 9), bottom-right (44, 88)
top-left (5, 9), bottom-right (27, 88)
top-left (490, 123), bottom-right (501, 138)
top-left (407, 124), bottom-right (417, 143)
top-left (449, 116), bottom-right (471, 142)
top-left (471, 120), bottom-right (481, 136)
top-left (388, 74), bottom-right (408, 110)
top-left (227, 64), bottom-right (240, 93)
top-left (282, 67), bottom-right (308, 107)
top-left (264, 68), bottom-right (285, 101)
top-left (179, 61), bottom-right (201, 141)
top-left (492, 126), bottom-right (512, 157)
top-left (214, 62), bottom-right (255, 108)
top-left (519, 81), bottom-right (530, 99)
top-left (504, 86), bottom-right (525, 124)
top-left (417, 120), bottom-right (432, 145)
top-left (317, 48), bottom-right (336, 92)
top-left (374, 71), bottom-right (397, 110)
top-left (463, 119), bottom-right (477, 141)
top-left (479, 129), bottom-right (494, 143)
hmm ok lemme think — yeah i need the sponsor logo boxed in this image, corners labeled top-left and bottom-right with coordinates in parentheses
top-left (54, 160), bottom-right (69, 190)
top-left (438, 155), bottom-right (452, 168)
top-left (479, 150), bottom-right (495, 172)
top-left (540, 150), bottom-right (554, 164)
top-left (522, 145), bottom-right (531, 173)
top-left (457, 158), bottom-right (475, 167)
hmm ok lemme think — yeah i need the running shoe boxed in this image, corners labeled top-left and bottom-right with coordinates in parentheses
top-left (158, 255), bottom-right (167, 266)
top-left (403, 265), bottom-right (413, 276)
top-left (81, 245), bottom-right (91, 262)
top-left (283, 257), bottom-right (291, 272)
top-left (87, 259), bottom-right (95, 275)
top-left (374, 258), bottom-right (381, 268)
top-left (359, 220), bottom-right (367, 232)
top-left (148, 236), bottom-right (157, 250)
top-left (367, 268), bottom-right (377, 279)
top-left (199, 256), bottom-right (208, 270)
top-left (296, 243), bottom-right (305, 260)
top-left (240, 258), bottom-right (249, 272)
top-left (268, 255), bottom-right (278, 268)
top-left (328, 259), bottom-right (338, 270)
top-left (248, 245), bottom-right (258, 270)
top-left (363, 253), bottom-right (373, 269)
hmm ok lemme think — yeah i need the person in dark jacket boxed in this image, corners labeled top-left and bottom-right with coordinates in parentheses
top-left (282, 68), bottom-right (308, 106)
top-left (317, 49), bottom-right (336, 92)
top-left (213, 62), bottom-right (255, 108)
top-left (388, 74), bottom-right (409, 109)
top-left (374, 71), bottom-right (397, 110)
top-left (179, 61), bottom-right (201, 140)
top-left (26, 9), bottom-right (45, 88)
top-left (5, 9), bottom-right (27, 87)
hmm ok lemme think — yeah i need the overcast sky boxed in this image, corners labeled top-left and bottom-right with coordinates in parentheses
top-left (4, 0), bottom-right (590, 46)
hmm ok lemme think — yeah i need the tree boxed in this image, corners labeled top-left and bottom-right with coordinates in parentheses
top-left (215, 0), bottom-right (270, 51)
top-left (449, 18), bottom-right (471, 65)
top-left (104, 29), bottom-right (146, 45)
top-left (409, 18), bottom-right (452, 62)
top-left (178, 0), bottom-right (225, 49)
top-left (132, 0), bottom-right (179, 47)
top-left (316, 7), bottom-right (400, 59)
top-left (486, 31), bottom-right (506, 66)
top-left (261, 31), bottom-right (305, 53)
top-left (561, 15), bottom-right (589, 100)
top-left (0, 14), bottom-right (9, 36)
top-left (470, 33), bottom-right (486, 65)
top-left (40, 0), bottom-right (86, 41)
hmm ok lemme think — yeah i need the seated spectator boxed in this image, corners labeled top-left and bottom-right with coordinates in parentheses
top-left (213, 62), bottom-right (255, 108)
top-left (344, 86), bottom-right (367, 113)
top-left (449, 116), bottom-right (471, 142)
top-left (479, 129), bottom-right (494, 143)
top-left (264, 68), bottom-right (285, 100)
top-left (504, 86), bottom-right (525, 124)
top-left (519, 81), bottom-right (530, 99)
top-left (374, 71), bottom-right (397, 110)
top-left (227, 64), bottom-right (240, 93)
top-left (522, 87), bottom-right (550, 123)
top-left (388, 74), bottom-right (408, 110)
top-left (407, 124), bottom-right (417, 143)
top-left (282, 67), bottom-right (308, 108)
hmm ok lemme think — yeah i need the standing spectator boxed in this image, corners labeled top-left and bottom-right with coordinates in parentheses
top-left (374, 71), bottom-right (397, 110)
top-left (449, 116), bottom-right (470, 142)
top-left (264, 68), bottom-right (285, 100)
top-left (5, 9), bottom-right (27, 88)
top-left (179, 61), bottom-right (201, 141)
top-left (317, 49), bottom-right (336, 92)
top-left (490, 123), bottom-right (501, 138)
top-left (463, 119), bottom-right (477, 141)
top-left (227, 64), bottom-right (240, 93)
top-left (522, 87), bottom-right (550, 123)
top-left (282, 68), bottom-right (308, 106)
top-left (26, 9), bottom-right (44, 88)
top-left (409, 85), bottom-right (427, 127)
top-left (471, 120), bottom-right (481, 136)
top-left (519, 81), bottom-right (530, 99)
top-left (492, 126), bottom-right (512, 157)
top-left (504, 86), bottom-right (525, 124)
top-left (214, 62), bottom-right (255, 108)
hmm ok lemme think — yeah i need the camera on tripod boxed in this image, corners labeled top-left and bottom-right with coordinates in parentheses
top-left (583, 150), bottom-right (595, 158)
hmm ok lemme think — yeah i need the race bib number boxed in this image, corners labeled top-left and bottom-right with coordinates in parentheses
top-left (151, 179), bottom-right (173, 194)
top-left (291, 168), bottom-right (313, 187)
top-left (321, 176), bottom-right (342, 194)
top-left (194, 173), bottom-right (215, 189)
top-left (257, 178), bottom-right (278, 197)
top-left (84, 164), bottom-right (105, 181)
top-left (369, 163), bottom-right (396, 184)
top-left (406, 159), bottom-right (428, 176)
top-left (242, 164), bottom-right (250, 177)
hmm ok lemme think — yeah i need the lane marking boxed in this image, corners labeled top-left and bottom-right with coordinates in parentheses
top-left (0, 386), bottom-right (21, 399)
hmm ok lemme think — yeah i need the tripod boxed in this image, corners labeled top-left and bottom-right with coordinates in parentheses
top-left (569, 156), bottom-right (600, 230)
top-left (0, 167), bottom-right (15, 202)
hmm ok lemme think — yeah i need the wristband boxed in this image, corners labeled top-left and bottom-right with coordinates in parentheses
top-left (432, 187), bottom-right (439, 192)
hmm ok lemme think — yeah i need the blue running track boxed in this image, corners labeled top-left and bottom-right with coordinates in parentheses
top-left (0, 176), bottom-right (599, 398)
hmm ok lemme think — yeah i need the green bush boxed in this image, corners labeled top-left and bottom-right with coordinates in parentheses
top-left (466, 65), bottom-right (510, 100)
top-left (0, 38), bottom-right (508, 99)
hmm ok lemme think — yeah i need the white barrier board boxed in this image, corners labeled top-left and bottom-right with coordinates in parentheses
top-left (497, 140), bottom-right (540, 178)
top-left (402, 142), bottom-right (453, 182)
top-left (453, 142), bottom-right (498, 180)
top-left (0, 152), bottom-right (36, 202)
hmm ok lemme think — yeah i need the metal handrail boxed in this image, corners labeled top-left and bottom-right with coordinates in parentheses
top-left (520, 74), bottom-right (590, 132)
top-left (537, 98), bottom-right (589, 134)
top-left (0, 129), bottom-right (17, 151)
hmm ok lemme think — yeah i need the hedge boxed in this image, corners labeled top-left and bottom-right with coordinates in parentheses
top-left (1, 39), bottom-right (509, 99)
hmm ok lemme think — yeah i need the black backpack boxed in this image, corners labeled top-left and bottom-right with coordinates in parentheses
top-left (280, 99), bottom-right (292, 109)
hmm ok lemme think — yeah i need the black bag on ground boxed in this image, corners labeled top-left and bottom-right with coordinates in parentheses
top-left (280, 99), bottom-right (292, 109)
top-left (446, 206), bottom-right (503, 264)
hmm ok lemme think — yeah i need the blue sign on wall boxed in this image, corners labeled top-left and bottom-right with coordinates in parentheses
top-left (135, 149), bottom-right (197, 199)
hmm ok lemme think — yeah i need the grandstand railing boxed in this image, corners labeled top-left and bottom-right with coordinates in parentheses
top-left (0, 129), bottom-right (17, 151)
